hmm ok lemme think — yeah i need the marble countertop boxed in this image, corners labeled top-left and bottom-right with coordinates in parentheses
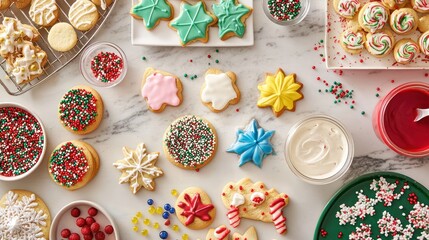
top-left (1, 0), bottom-right (429, 239)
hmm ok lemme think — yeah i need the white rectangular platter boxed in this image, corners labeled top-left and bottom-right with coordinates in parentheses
top-left (325, 0), bottom-right (429, 69)
top-left (131, 0), bottom-right (254, 47)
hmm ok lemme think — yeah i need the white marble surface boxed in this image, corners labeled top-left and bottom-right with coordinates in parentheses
top-left (1, 0), bottom-right (429, 240)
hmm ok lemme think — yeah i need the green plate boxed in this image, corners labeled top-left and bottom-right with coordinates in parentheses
top-left (314, 171), bottom-right (429, 239)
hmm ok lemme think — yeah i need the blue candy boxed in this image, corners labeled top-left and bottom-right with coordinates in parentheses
top-left (147, 199), bottom-right (154, 205)
top-left (163, 203), bottom-right (171, 211)
top-left (162, 211), bottom-right (170, 219)
top-left (169, 207), bottom-right (175, 214)
top-left (159, 230), bottom-right (168, 239)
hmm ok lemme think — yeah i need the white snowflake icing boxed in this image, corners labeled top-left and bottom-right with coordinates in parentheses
top-left (0, 191), bottom-right (47, 240)
top-left (370, 177), bottom-right (404, 206)
top-left (113, 143), bottom-right (163, 194)
top-left (336, 191), bottom-right (377, 225)
top-left (377, 211), bottom-right (403, 237)
top-left (408, 203), bottom-right (429, 230)
top-left (349, 223), bottom-right (372, 240)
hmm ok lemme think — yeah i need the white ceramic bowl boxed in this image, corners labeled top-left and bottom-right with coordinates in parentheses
top-left (0, 102), bottom-right (46, 181)
top-left (50, 200), bottom-right (120, 240)
top-left (80, 42), bottom-right (127, 88)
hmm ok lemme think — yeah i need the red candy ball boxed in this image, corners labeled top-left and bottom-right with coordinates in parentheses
top-left (104, 225), bottom-right (114, 234)
top-left (61, 229), bottom-right (71, 238)
top-left (88, 207), bottom-right (98, 216)
top-left (83, 233), bottom-right (93, 240)
top-left (71, 207), bottom-right (81, 218)
top-left (81, 226), bottom-right (91, 235)
top-left (91, 222), bottom-right (100, 232)
top-left (85, 217), bottom-right (96, 226)
top-left (69, 233), bottom-right (81, 240)
top-left (95, 231), bottom-right (106, 240)
top-left (76, 217), bottom-right (86, 227)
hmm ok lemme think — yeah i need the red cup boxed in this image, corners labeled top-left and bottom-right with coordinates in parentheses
top-left (373, 82), bottom-right (429, 157)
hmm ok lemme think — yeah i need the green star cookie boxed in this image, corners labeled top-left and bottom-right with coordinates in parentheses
top-left (131, 0), bottom-right (173, 30)
top-left (212, 0), bottom-right (252, 39)
top-left (170, 1), bottom-right (215, 46)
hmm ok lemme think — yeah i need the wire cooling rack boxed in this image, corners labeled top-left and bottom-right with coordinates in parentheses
top-left (0, 0), bottom-right (116, 95)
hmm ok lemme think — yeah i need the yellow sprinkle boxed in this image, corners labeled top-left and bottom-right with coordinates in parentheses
top-left (136, 211), bottom-right (143, 218)
top-left (182, 234), bottom-right (189, 240)
top-left (131, 217), bottom-right (138, 224)
top-left (156, 207), bottom-right (163, 214)
top-left (153, 222), bottom-right (159, 229)
top-left (171, 189), bottom-right (178, 197)
top-left (141, 229), bottom-right (148, 236)
top-left (172, 225), bottom-right (180, 232)
top-left (143, 218), bottom-right (151, 225)
top-left (148, 206), bottom-right (156, 214)
top-left (132, 226), bottom-right (139, 232)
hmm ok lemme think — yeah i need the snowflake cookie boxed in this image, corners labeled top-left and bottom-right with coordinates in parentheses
top-left (113, 143), bottom-right (163, 194)
top-left (130, 0), bottom-right (173, 30)
top-left (141, 67), bottom-right (183, 113)
top-left (257, 68), bottom-right (304, 117)
top-left (0, 190), bottom-right (51, 240)
top-left (201, 68), bottom-right (240, 112)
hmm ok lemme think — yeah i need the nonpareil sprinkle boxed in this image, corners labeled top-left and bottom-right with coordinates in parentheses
top-left (267, 0), bottom-right (302, 21)
top-left (91, 52), bottom-right (124, 83)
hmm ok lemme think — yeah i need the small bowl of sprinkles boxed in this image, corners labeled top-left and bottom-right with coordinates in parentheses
top-left (0, 102), bottom-right (46, 181)
top-left (80, 42), bottom-right (127, 88)
top-left (263, 0), bottom-right (310, 26)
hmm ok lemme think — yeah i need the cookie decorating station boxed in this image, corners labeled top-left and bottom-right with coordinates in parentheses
top-left (2, 0), bottom-right (429, 240)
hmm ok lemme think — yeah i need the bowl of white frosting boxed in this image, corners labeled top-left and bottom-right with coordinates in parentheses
top-left (284, 115), bottom-right (354, 185)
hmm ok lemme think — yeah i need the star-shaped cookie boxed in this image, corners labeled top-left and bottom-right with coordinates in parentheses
top-left (113, 143), bottom-right (163, 194)
top-left (131, 0), bottom-right (173, 30)
top-left (212, 0), bottom-right (252, 40)
top-left (257, 68), bottom-right (304, 117)
top-left (169, 1), bottom-right (216, 46)
top-left (227, 119), bottom-right (274, 168)
top-left (233, 227), bottom-right (258, 240)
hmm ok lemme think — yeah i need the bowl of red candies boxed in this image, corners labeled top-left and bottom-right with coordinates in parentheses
top-left (50, 200), bottom-right (119, 240)
top-left (80, 42), bottom-right (127, 88)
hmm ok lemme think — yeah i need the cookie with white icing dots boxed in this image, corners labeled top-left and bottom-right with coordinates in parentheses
top-left (201, 68), bottom-right (240, 112)
top-left (163, 115), bottom-right (218, 170)
top-left (48, 22), bottom-right (78, 52)
top-left (221, 178), bottom-right (289, 235)
top-left (175, 187), bottom-right (216, 230)
top-left (0, 190), bottom-right (51, 239)
top-left (113, 143), bottom-right (163, 194)
top-left (141, 67), bottom-right (183, 113)
top-left (131, 0), bottom-right (173, 30)
top-left (69, 0), bottom-right (99, 31)
top-left (92, 0), bottom-right (112, 10)
top-left (29, 0), bottom-right (59, 27)
top-left (48, 140), bottom-right (100, 191)
top-left (58, 85), bottom-right (104, 134)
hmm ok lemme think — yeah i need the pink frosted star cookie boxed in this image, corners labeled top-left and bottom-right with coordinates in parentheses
top-left (141, 67), bottom-right (183, 113)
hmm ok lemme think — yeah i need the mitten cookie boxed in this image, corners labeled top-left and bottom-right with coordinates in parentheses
top-left (175, 187), bottom-right (216, 230)
top-left (48, 140), bottom-right (100, 191)
top-left (141, 67), bottom-right (183, 112)
top-left (0, 190), bottom-right (51, 239)
top-left (201, 68), bottom-right (240, 112)
top-left (221, 178), bottom-right (289, 235)
top-left (113, 143), bottom-right (163, 194)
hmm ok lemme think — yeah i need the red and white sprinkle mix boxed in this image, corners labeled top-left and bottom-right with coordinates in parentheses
top-left (336, 191), bottom-right (377, 225)
top-left (370, 177), bottom-right (407, 207)
top-left (349, 223), bottom-right (372, 240)
top-left (90, 52), bottom-right (124, 83)
top-left (377, 211), bottom-right (403, 237)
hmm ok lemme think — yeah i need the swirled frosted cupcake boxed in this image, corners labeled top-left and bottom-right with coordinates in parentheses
top-left (333, 0), bottom-right (360, 19)
top-left (340, 29), bottom-right (365, 54)
top-left (381, 0), bottom-right (408, 10)
top-left (390, 8), bottom-right (418, 35)
top-left (418, 31), bottom-right (429, 55)
top-left (394, 39), bottom-right (420, 64)
top-left (411, 0), bottom-right (429, 13)
top-left (358, 2), bottom-right (389, 33)
top-left (365, 30), bottom-right (395, 58)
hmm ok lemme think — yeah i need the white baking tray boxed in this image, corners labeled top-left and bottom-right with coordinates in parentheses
top-left (131, 0), bottom-right (253, 47)
top-left (325, 0), bottom-right (429, 69)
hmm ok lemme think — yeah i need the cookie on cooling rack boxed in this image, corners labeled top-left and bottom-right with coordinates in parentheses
top-left (48, 22), bottom-right (78, 52)
top-left (8, 42), bottom-right (47, 85)
top-left (0, 17), bottom-right (39, 58)
top-left (0, 0), bottom-right (11, 10)
top-left (29, 0), bottom-right (59, 27)
top-left (69, 0), bottom-right (99, 31)
top-left (12, 0), bottom-right (31, 9)
top-left (92, 0), bottom-right (112, 10)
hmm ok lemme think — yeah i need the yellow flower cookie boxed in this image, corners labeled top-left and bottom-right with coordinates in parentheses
top-left (257, 68), bottom-right (303, 117)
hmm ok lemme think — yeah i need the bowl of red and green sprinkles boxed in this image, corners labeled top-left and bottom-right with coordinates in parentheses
top-left (263, 0), bottom-right (310, 26)
top-left (80, 42), bottom-right (127, 88)
top-left (0, 103), bottom-right (46, 181)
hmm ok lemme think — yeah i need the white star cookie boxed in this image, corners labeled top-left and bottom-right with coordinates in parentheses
top-left (113, 143), bottom-right (163, 194)
top-left (201, 68), bottom-right (240, 112)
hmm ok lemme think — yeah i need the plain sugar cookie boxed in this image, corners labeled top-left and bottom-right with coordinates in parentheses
top-left (69, 0), bottom-right (99, 31)
top-left (48, 22), bottom-right (77, 52)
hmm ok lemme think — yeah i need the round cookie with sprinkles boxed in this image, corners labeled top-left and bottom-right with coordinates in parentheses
top-left (0, 105), bottom-right (45, 178)
top-left (163, 115), bottom-right (218, 170)
top-left (58, 85), bottom-right (103, 135)
top-left (48, 140), bottom-right (99, 191)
